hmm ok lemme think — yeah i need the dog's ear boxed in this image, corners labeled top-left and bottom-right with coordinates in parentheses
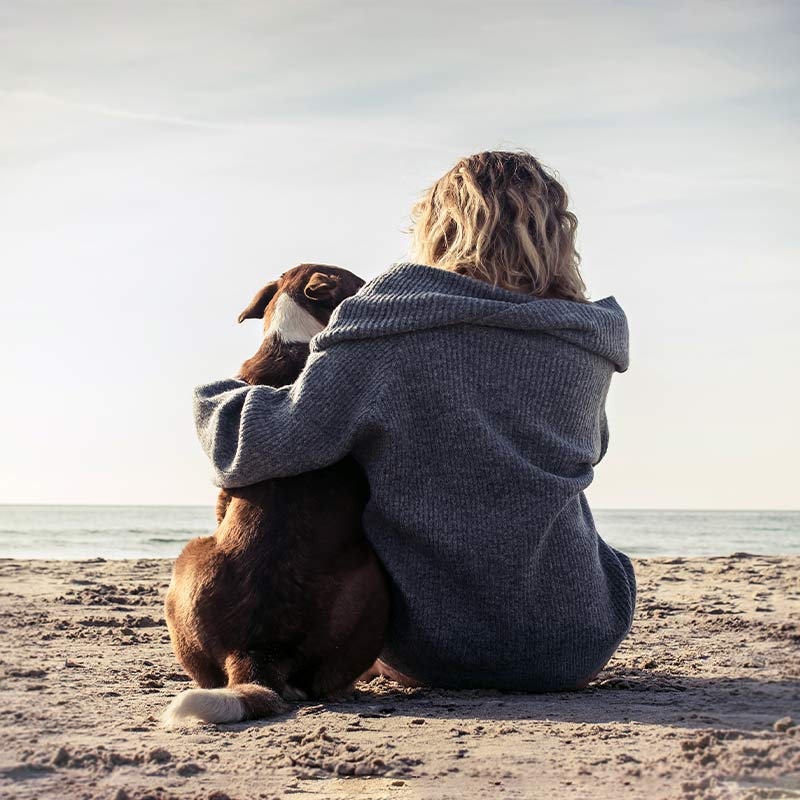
top-left (238, 281), bottom-right (279, 323)
top-left (303, 272), bottom-right (344, 304)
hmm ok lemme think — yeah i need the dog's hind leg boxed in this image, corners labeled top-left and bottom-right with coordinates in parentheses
top-left (166, 623), bottom-right (226, 689)
top-left (236, 652), bottom-right (306, 701)
top-left (185, 651), bottom-right (227, 689)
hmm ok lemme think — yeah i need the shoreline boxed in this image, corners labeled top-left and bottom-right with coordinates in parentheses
top-left (0, 555), bottom-right (798, 799)
top-left (2, 508), bottom-right (798, 564)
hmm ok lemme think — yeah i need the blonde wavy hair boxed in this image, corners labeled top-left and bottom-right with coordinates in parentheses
top-left (409, 150), bottom-right (587, 301)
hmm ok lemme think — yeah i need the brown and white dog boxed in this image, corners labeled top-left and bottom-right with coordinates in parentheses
top-left (163, 264), bottom-right (390, 725)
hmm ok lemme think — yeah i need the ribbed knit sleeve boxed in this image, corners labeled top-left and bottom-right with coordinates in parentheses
top-left (193, 341), bottom-right (380, 488)
top-left (597, 410), bottom-right (610, 464)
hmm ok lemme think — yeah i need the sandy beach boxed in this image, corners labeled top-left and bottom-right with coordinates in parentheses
top-left (0, 554), bottom-right (797, 800)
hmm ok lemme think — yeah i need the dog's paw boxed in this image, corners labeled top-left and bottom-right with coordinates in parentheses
top-left (282, 685), bottom-right (308, 701)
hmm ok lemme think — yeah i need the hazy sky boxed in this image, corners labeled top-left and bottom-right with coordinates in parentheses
top-left (2, 1), bottom-right (798, 509)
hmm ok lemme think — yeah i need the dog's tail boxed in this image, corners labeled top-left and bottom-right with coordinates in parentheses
top-left (162, 683), bottom-right (288, 726)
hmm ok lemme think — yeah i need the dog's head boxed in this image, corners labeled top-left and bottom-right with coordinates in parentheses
top-left (237, 264), bottom-right (365, 342)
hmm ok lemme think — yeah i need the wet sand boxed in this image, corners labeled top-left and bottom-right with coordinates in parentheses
top-left (0, 555), bottom-right (798, 799)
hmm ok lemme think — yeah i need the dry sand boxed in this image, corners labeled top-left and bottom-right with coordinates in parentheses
top-left (0, 554), bottom-right (798, 800)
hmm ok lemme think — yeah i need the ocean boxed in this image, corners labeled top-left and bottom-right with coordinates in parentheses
top-left (0, 505), bottom-right (797, 560)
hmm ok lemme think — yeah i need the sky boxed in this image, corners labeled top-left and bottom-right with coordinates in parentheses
top-left (1, 0), bottom-right (798, 509)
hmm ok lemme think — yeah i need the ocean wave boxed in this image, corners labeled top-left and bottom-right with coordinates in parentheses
top-left (147, 537), bottom-right (194, 543)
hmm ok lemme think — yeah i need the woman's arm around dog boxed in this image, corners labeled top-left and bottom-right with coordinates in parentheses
top-left (193, 339), bottom-right (387, 488)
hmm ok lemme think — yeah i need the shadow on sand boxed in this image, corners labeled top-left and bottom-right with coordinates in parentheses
top-left (231, 669), bottom-right (798, 734)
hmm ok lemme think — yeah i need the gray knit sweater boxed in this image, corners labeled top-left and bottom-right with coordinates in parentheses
top-left (194, 262), bottom-right (636, 691)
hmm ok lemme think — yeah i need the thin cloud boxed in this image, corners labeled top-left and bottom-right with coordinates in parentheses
top-left (2, 90), bottom-right (450, 153)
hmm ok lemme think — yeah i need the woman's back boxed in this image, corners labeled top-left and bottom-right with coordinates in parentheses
top-left (315, 262), bottom-right (636, 690)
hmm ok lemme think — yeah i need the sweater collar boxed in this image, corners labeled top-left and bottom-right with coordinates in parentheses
top-left (313, 262), bottom-right (629, 372)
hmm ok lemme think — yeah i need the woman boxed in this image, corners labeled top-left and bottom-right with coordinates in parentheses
top-left (194, 150), bottom-right (636, 691)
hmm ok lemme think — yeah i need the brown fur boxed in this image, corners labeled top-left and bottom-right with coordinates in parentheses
top-left (165, 265), bottom-right (390, 723)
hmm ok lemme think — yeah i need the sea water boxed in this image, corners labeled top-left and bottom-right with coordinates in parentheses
top-left (0, 505), bottom-right (797, 560)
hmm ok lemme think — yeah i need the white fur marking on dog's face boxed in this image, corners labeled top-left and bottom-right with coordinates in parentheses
top-left (266, 293), bottom-right (325, 342)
